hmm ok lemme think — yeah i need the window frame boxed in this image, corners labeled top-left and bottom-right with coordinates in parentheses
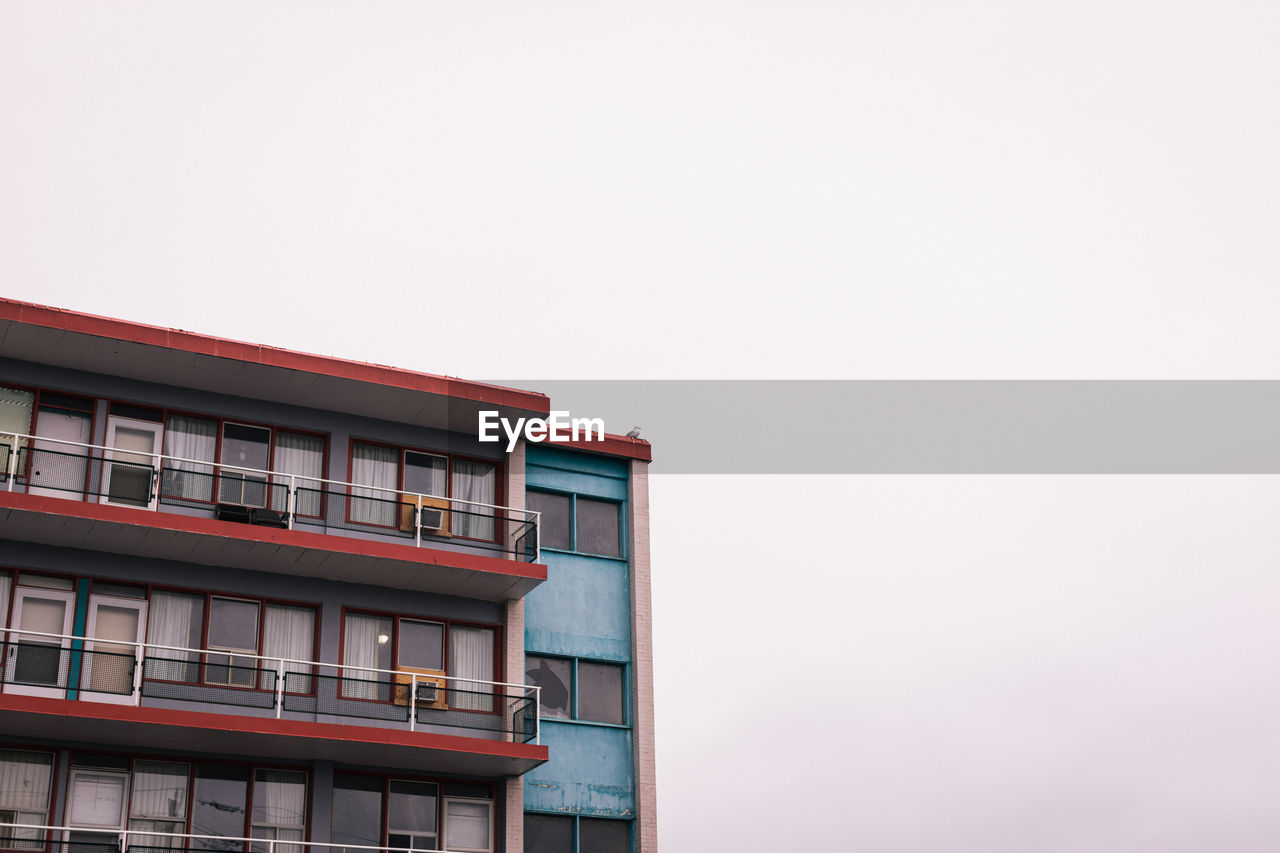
top-left (330, 772), bottom-right (494, 853)
top-left (135, 582), bottom-right (320, 696)
top-left (525, 654), bottom-right (629, 726)
top-left (338, 607), bottom-right (502, 713)
top-left (525, 488), bottom-right (626, 559)
top-left (524, 812), bottom-right (633, 853)
top-left (347, 440), bottom-right (503, 543)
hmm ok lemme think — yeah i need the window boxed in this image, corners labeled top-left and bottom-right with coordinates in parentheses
top-left (250, 770), bottom-right (306, 853)
top-left (526, 656), bottom-right (625, 724)
top-left (349, 443), bottom-right (499, 540)
top-left (443, 798), bottom-right (492, 853)
top-left (192, 765), bottom-right (248, 851)
top-left (143, 592), bottom-right (315, 689)
top-left (526, 492), bottom-right (570, 550)
top-left (332, 776), bottom-right (491, 853)
top-left (387, 781), bottom-right (438, 851)
top-left (526, 491), bottom-right (623, 557)
top-left (128, 761), bottom-right (188, 849)
top-left (342, 613), bottom-right (497, 709)
top-left (160, 415), bottom-right (326, 516)
top-left (331, 774), bottom-right (382, 848)
top-left (207, 597), bottom-right (261, 686)
top-left (0, 750), bottom-right (53, 850)
top-left (525, 814), bottom-right (630, 853)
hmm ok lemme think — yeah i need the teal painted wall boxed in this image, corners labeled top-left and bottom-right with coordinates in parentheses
top-left (524, 445), bottom-right (635, 821)
top-left (523, 722), bottom-right (635, 817)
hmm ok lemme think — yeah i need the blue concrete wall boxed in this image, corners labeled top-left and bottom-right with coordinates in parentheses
top-left (523, 445), bottom-right (635, 820)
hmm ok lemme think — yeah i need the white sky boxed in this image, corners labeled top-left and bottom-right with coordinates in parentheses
top-left (3, 2), bottom-right (1280, 850)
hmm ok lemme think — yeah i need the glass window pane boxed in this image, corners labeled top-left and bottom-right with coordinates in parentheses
top-left (192, 766), bottom-right (249, 850)
top-left (577, 661), bottom-right (625, 725)
top-left (68, 772), bottom-right (126, 828)
top-left (450, 460), bottom-right (496, 540)
top-left (388, 780), bottom-right (437, 834)
top-left (404, 452), bottom-right (447, 497)
top-left (252, 770), bottom-right (306, 829)
top-left (449, 626), bottom-right (494, 711)
top-left (526, 492), bottom-right (570, 551)
top-left (331, 775), bottom-right (382, 847)
top-left (576, 498), bottom-right (620, 557)
top-left (0, 386), bottom-right (34, 452)
top-left (524, 814), bottom-right (572, 853)
top-left (0, 750), bottom-right (53, 811)
top-left (273, 432), bottom-right (324, 516)
top-left (525, 656), bottom-right (571, 719)
top-left (209, 599), bottom-right (260, 651)
top-left (443, 799), bottom-right (490, 851)
top-left (221, 424), bottom-right (271, 470)
top-left (130, 761), bottom-right (189, 820)
top-left (398, 620), bottom-right (444, 671)
top-left (579, 818), bottom-right (629, 853)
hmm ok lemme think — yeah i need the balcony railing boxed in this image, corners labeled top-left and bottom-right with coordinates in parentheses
top-left (0, 824), bottom-right (471, 853)
top-left (0, 433), bottom-right (539, 562)
top-left (0, 629), bottom-right (539, 744)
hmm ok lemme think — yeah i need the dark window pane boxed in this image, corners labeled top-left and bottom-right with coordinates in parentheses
top-left (331, 774), bottom-right (382, 847)
top-left (527, 491), bottom-right (570, 551)
top-left (524, 814), bottom-right (572, 853)
top-left (404, 452), bottom-right (447, 497)
top-left (576, 498), bottom-right (620, 557)
top-left (192, 765), bottom-right (248, 850)
top-left (579, 818), bottom-right (629, 853)
top-left (525, 656), bottom-right (571, 719)
top-left (209, 598), bottom-right (260, 651)
top-left (388, 780), bottom-right (437, 835)
top-left (577, 661), bottom-right (624, 724)
top-left (399, 620), bottom-right (444, 671)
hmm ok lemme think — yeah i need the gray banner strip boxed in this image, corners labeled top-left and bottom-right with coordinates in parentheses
top-left (489, 380), bottom-right (1280, 474)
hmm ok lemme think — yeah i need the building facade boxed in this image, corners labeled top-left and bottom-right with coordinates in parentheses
top-left (0, 300), bottom-right (654, 853)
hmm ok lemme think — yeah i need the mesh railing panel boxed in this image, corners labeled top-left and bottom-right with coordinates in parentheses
top-left (291, 487), bottom-right (538, 561)
top-left (0, 643), bottom-right (136, 696)
top-left (280, 671), bottom-right (536, 741)
top-left (13, 447), bottom-right (155, 506)
top-left (141, 657), bottom-right (277, 709)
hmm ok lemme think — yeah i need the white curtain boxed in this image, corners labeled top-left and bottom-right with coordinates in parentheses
top-left (451, 460), bottom-right (495, 540)
top-left (271, 432), bottom-right (323, 516)
top-left (260, 606), bottom-right (315, 692)
top-left (146, 593), bottom-right (199, 682)
top-left (162, 416), bottom-right (217, 501)
top-left (342, 614), bottom-right (386, 700)
top-left (0, 388), bottom-right (33, 479)
top-left (129, 761), bottom-right (187, 848)
top-left (449, 626), bottom-right (494, 711)
top-left (444, 800), bottom-right (491, 852)
top-left (253, 770), bottom-right (305, 853)
top-left (350, 444), bottom-right (397, 527)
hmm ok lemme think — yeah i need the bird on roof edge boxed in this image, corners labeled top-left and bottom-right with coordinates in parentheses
top-left (626, 426), bottom-right (642, 439)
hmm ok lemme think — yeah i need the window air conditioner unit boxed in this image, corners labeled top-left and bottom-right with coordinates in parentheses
top-left (415, 681), bottom-right (439, 704)
top-left (419, 506), bottom-right (446, 532)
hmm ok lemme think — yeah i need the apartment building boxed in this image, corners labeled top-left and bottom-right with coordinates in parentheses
top-left (0, 300), bottom-right (654, 853)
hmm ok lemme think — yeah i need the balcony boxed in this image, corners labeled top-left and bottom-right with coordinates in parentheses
top-left (0, 629), bottom-right (545, 776)
top-left (0, 825), bottom-right (468, 853)
top-left (0, 434), bottom-right (543, 602)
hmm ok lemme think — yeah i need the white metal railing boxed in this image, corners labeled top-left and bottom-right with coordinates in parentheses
top-left (0, 431), bottom-right (540, 562)
top-left (0, 823), bottom-right (474, 853)
top-left (0, 627), bottom-right (539, 744)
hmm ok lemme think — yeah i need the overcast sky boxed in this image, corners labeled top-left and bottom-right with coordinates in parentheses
top-left (4, 2), bottom-right (1280, 850)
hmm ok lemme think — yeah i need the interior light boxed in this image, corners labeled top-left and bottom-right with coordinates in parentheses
top-left (377, 634), bottom-right (390, 644)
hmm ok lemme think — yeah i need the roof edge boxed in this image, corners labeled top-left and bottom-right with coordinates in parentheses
top-left (0, 298), bottom-right (550, 413)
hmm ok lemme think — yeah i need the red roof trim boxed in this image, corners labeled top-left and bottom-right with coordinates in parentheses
top-left (0, 491), bottom-right (547, 582)
top-left (0, 298), bottom-right (549, 413)
top-left (559, 433), bottom-right (653, 462)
